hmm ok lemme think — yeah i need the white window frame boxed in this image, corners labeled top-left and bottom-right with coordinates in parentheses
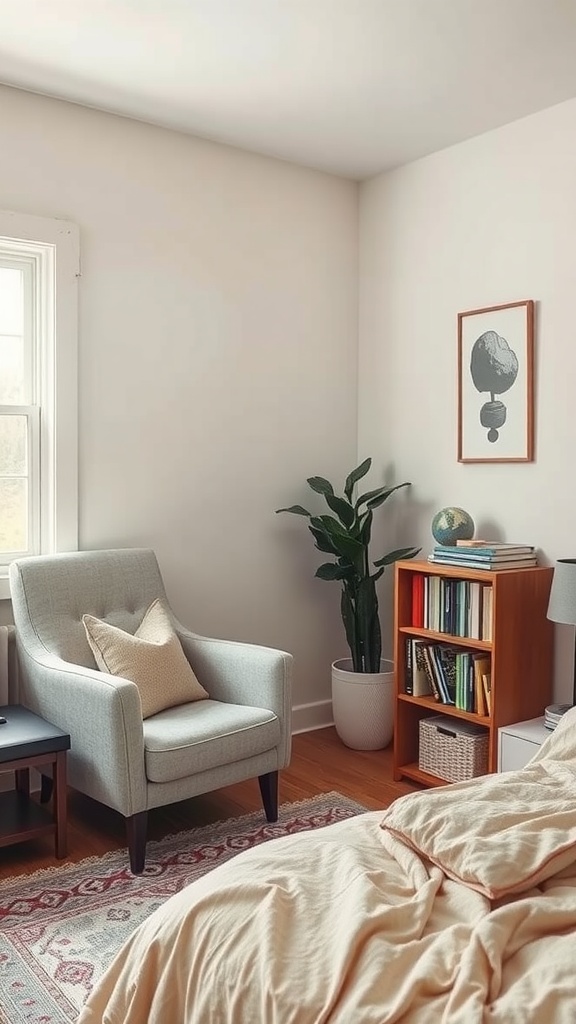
top-left (0, 210), bottom-right (79, 600)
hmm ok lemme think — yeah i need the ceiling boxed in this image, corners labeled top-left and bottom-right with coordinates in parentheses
top-left (2, 0), bottom-right (576, 179)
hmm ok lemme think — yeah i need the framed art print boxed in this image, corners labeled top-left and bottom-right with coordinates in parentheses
top-left (457, 300), bottom-right (534, 463)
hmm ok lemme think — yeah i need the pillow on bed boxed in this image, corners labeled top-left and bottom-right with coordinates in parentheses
top-left (380, 759), bottom-right (576, 899)
top-left (83, 599), bottom-right (209, 718)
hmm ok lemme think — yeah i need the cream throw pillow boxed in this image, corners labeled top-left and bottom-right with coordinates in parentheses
top-left (82, 598), bottom-right (209, 718)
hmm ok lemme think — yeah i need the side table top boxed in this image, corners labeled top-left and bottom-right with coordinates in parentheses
top-left (0, 704), bottom-right (71, 764)
top-left (498, 717), bottom-right (548, 742)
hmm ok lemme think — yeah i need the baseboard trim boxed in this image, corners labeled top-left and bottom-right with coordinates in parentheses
top-left (291, 699), bottom-right (333, 734)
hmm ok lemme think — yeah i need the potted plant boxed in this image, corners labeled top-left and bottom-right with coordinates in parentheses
top-left (276, 457), bottom-right (420, 749)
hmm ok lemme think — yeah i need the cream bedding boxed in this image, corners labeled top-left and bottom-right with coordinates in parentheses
top-left (78, 805), bottom-right (576, 1024)
top-left (79, 708), bottom-right (576, 1023)
top-left (381, 757), bottom-right (576, 898)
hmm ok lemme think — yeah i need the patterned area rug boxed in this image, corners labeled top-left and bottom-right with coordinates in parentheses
top-left (0, 792), bottom-right (367, 1024)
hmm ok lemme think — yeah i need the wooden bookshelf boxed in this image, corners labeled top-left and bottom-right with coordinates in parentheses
top-left (393, 560), bottom-right (554, 786)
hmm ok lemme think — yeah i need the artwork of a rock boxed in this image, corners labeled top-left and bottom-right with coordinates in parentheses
top-left (470, 330), bottom-right (519, 443)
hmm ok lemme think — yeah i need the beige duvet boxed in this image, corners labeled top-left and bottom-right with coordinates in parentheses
top-left (77, 806), bottom-right (576, 1023)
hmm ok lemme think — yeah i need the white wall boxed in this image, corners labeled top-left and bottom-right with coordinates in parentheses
top-left (0, 86), bottom-right (359, 722)
top-left (5, 83), bottom-right (572, 717)
top-left (359, 96), bottom-right (576, 701)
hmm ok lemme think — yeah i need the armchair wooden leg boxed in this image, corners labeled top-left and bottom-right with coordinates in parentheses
top-left (126, 811), bottom-right (148, 874)
top-left (258, 771), bottom-right (278, 822)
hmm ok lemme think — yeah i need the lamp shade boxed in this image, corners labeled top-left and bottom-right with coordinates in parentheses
top-left (547, 559), bottom-right (576, 625)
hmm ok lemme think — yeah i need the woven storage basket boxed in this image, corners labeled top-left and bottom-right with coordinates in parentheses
top-left (419, 715), bottom-right (489, 783)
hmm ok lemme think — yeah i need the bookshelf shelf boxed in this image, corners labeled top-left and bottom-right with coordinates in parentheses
top-left (393, 762), bottom-right (447, 788)
top-left (393, 559), bottom-right (554, 785)
top-left (398, 625), bottom-right (492, 652)
top-left (397, 692), bottom-right (491, 726)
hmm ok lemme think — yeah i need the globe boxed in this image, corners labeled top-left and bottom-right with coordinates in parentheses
top-left (431, 507), bottom-right (475, 546)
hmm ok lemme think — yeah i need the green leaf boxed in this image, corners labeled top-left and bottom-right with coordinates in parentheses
top-left (336, 562), bottom-right (357, 582)
top-left (308, 526), bottom-right (340, 555)
top-left (367, 481), bottom-right (411, 510)
top-left (373, 545), bottom-right (421, 567)
top-left (344, 458), bottom-right (371, 501)
top-left (325, 493), bottom-right (355, 527)
top-left (308, 521), bottom-right (365, 564)
top-left (355, 482), bottom-right (409, 510)
top-left (336, 541), bottom-right (365, 568)
top-left (352, 509), bottom-right (372, 547)
top-left (310, 514), bottom-right (349, 537)
top-left (311, 517), bottom-right (365, 566)
top-left (307, 476), bottom-right (334, 497)
top-left (355, 485), bottom-right (389, 508)
top-left (275, 505), bottom-right (311, 516)
top-left (315, 562), bottom-right (348, 581)
top-left (315, 529), bottom-right (364, 568)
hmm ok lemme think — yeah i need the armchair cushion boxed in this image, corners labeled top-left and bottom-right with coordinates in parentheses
top-left (143, 701), bottom-right (280, 783)
top-left (83, 599), bottom-right (209, 718)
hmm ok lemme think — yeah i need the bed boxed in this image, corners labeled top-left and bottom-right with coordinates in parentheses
top-left (77, 708), bottom-right (576, 1023)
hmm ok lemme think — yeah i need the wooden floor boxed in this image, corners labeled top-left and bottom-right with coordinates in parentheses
top-left (0, 727), bottom-right (418, 881)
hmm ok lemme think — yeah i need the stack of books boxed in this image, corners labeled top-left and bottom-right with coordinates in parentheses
top-left (428, 540), bottom-right (537, 570)
top-left (405, 637), bottom-right (491, 715)
top-left (544, 703), bottom-right (572, 731)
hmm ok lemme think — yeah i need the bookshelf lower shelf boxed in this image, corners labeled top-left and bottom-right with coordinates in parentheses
top-left (395, 762), bottom-right (448, 788)
top-left (397, 692), bottom-right (491, 726)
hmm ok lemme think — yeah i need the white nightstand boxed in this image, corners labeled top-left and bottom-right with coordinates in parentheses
top-left (498, 717), bottom-right (550, 772)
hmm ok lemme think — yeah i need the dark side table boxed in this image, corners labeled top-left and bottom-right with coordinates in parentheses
top-left (0, 704), bottom-right (71, 858)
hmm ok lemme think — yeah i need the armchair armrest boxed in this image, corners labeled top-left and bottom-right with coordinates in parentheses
top-left (17, 645), bottom-right (147, 816)
top-left (175, 626), bottom-right (293, 767)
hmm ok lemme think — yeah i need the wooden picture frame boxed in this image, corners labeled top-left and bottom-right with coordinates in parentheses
top-left (458, 300), bottom-right (534, 463)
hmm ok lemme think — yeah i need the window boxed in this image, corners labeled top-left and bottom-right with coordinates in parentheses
top-left (0, 211), bottom-right (79, 599)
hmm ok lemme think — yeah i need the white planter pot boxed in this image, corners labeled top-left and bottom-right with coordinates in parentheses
top-left (331, 658), bottom-right (395, 751)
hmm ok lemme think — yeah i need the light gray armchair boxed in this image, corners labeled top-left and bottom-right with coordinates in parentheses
top-left (9, 548), bottom-right (292, 873)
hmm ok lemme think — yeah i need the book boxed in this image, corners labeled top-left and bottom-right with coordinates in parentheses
top-left (544, 703), bottom-right (571, 730)
top-left (482, 585), bottom-right (493, 641)
top-left (404, 637), bottom-right (413, 695)
top-left (454, 650), bottom-right (472, 711)
top-left (428, 575), bottom-right (441, 632)
top-left (428, 555), bottom-right (537, 570)
top-left (468, 581), bottom-right (482, 640)
top-left (437, 645), bottom-right (458, 704)
top-left (420, 644), bottom-right (441, 701)
top-left (465, 656), bottom-right (473, 711)
top-left (432, 546), bottom-right (535, 561)
top-left (443, 579), bottom-right (452, 634)
top-left (429, 644), bottom-right (451, 704)
top-left (472, 654), bottom-right (490, 716)
top-left (481, 672), bottom-right (492, 715)
top-left (454, 652), bottom-right (475, 712)
top-left (455, 541), bottom-right (534, 553)
top-left (412, 640), bottom-right (433, 697)
top-left (412, 573), bottom-right (425, 627)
